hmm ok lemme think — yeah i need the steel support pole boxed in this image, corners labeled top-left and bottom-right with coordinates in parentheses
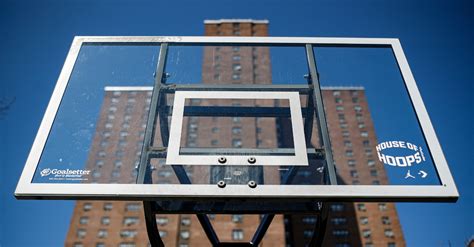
top-left (139, 43), bottom-right (169, 247)
top-left (305, 44), bottom-right (338, 185)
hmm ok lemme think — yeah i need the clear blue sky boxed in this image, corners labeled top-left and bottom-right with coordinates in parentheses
top-left (0, 0), bottom-right (472, 246)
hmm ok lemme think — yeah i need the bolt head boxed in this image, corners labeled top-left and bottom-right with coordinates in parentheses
top-left (217, 180), bottom-right (226, 188)
top-left (218, 157), bottom-right (227, 164)
top-left (248, 180), bottom-right (257, 188)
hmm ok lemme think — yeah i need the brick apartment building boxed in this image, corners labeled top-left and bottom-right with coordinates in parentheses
top-left (65, 19), bottom-right (405, 247)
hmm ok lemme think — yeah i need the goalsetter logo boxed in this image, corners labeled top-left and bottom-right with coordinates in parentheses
top-left (40, 168), bottom-right (91, 180)
top-left (376, 141), bottom-right (425, 167)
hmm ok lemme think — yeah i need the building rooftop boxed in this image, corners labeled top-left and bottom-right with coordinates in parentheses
top-left (204, 19), bottom-right (269, 24)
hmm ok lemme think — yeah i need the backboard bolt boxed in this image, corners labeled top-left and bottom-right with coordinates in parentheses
top-left (218, 157), bottom-right (227, 164)
top-left (248, 157), bottom-right (256, 164)
top-left (248, 180), bottom-right (257, 188)
top-left (217, 180), bottom-right (226, 188)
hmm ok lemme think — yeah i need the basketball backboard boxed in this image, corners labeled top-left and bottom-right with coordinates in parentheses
top-left (15, 36), bottom-right (458, 207)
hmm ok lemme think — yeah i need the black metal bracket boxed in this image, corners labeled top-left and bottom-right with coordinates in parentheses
top-left (138, 43), bottom-right (332, 246)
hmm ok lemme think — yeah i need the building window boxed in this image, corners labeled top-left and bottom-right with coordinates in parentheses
top-left (350, 170), bottom-right (358, 178)
top-left (233, 46), bottom-right (240, 52)
top-left (116, 150), bottom-right (124, 157)
top-left (340, 123), bottom-right (348, 129)
top-left (232, 139), bottom-right (243, 148)
top-left (96, 243), bottom-right (105, 247)
top-left (303, 230), bottom-right (314, 238)
top-left (302, 216), bottom-right (317, 224)
top-left (102, 131), bottom-right (111, 138)
top-left (103, 203), bottom-right (113, 211)
top-left (113, 91), bottom-right (122, 97)
top-left (95, 160), bottom-right (104, 167)
top-left (120, 230), bottom-right (138, 238)
top-left (336, 106), bottom-right (344, 111)
top-left (119, 243), bottom-right (136, 247)
top-left (232, 214), bottom-right (243, 223)
top-left (332, 229), bottom-right (349, 237)
top-left (363, 140), bottom-right (370, 147)
top-left (232, 229), bottom-right (244, 240)
top-left (159, 231), bottom-right (167, 238)
top-left (214, 73), bottom-right (220, 80)
top-left (387, 243), bottom-right (396, 247)
top-left (158, 170), bottom-right (172, 177)
top-left (123, 217), bottom-right (139, 226)
top-left (97, 151), bottom-right (106, 158)
top-left (365, 243), bottom-right (374, 247)
top-left (125, 203), bottom-right (141, 211)
top-left (232, 126), bottom-right (242, 134)
top-left (83, 203), bottom-right (92, 211)
top-left (367, 160), bottom-right (375, 167)
top-left (212, 127), bottom-right (219, 133)
top-left (365, 149), bottom-right (373, 156)
top-left (370, 170), bottom-right (378, 177)
top-left (345, 150), bottom-right (353, 157)
top-left (330, 204), bottom-right (345, 212)
top-left (378, 203), bottom-right (387, 211)
top-left (97, 229), bottom-right (108, 239)
top-left (352, 97), bottom-right (359, 103)
top-left (211, 140), bottom-right (219, 146)
top-left (232, 64), bottom-right (242, 71)
top-left (360, 217), bottom-right (368, 225)
top-left (357, 203), bottom-right (366, 212)
top-left (335, 98), bottom-right (343, 103)
top-left (101, 217), bottom-right (110, 225)
top-left (384, 229), bottom-right (395, 238)
top-left (181, 218), bottom-right (191, 226)
top-left (361, 131), bottom-right (368, 137)
top-left (354, 105), bottom-right (362, 112)
top-left (331, 217), bottom-right (347, 225)
top-left (352, 180), bottom-right (360, 185)
top-left (115, 160), bottom-right (123, 168)
top-left (372, 180), bottom-right (380, 185)
top-left (232, 55), bottom-right (241, 61)
top-left (344, 141), bottom-right (352, 147)
top-left (342, 131), bottom-right (349, 138)
top-left (76, 229), bottom-right (86, 239)
top-left (362, 229), bottom-right (371, 239)
top-left (78, 216), bottom-right (89, 225)
top-left (92, 171), bottom-right (101, 178)
top-left (156, 217), bottom-right (169, 226)
top-left (382, 216), bottom-right (391, 225)
top-left (232, 117), bottom-right (241, 123)
top-left (358, 123), bottom-right (365, 129)
top-left (105, 123), bottom-right (113, 129)
top-left (180, 230), bottom-right (190, 240)
top-left (348, 160), bottom-right (356, 167)
top-left (333, 91), bottom-right (341, 96)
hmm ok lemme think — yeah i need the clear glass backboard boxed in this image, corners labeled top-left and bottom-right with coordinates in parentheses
top-left (15, 37), bottom-right (458, 206)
